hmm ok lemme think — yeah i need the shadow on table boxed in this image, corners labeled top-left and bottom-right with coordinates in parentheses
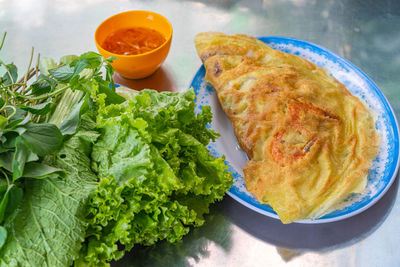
top-left (221, 174), bottom-right (399, 253)
top-left (113, 66), bottom-right (176, 92)
top-left (113, 201), bottom-right (233, 267)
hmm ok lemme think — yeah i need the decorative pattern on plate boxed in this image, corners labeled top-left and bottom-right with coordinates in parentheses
top-left (190, 36), bottom-right (400, 223)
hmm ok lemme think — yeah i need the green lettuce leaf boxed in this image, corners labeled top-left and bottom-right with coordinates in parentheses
top-left (0, 114), bottom-right (99, 267)
top-left (77, 89), bottom-right (232, 266)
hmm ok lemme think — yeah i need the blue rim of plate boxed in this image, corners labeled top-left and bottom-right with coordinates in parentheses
top-left (190, 36), bottom-right (400, 224)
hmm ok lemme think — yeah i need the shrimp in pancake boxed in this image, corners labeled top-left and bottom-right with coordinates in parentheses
top-left (194, 32), bottom-right (380, 223)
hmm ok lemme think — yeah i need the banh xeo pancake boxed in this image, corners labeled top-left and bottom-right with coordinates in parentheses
top-left (194, 32), bottom-right (380, 224)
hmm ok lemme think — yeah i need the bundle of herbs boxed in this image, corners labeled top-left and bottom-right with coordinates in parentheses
top-left (0, 33), bottom-right (233, 266)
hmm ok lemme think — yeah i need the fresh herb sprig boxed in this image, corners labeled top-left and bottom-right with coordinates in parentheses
top-left (0, 32), bottom-right (123, 248)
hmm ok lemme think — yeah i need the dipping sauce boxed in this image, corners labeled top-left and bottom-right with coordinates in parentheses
top-left (102, 27), bottom-right (166, 55)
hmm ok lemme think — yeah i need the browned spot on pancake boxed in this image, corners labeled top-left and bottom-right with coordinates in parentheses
top-left (214, 61), bottom-right (222, 77)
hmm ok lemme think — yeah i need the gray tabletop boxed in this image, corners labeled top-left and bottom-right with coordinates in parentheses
top-left (1, 0), bottom-right (399, 266)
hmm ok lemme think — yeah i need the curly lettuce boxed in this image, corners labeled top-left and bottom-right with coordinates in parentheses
top-left (76, 89), bottom-right (233, 266)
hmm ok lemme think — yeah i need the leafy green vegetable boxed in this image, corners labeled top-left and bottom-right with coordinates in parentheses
top-left (22, 162), bottom-right (65, 179)
top-left (0, 31), bottom-right (232, 267)
top-left (0, 113), bottom-right (99, 266)
top-left (0, 226), bottom-right (6, 249)
top-left (0, 63), bottom-right (17, 86)
top-left (0, 36), bottom-right (118, 239)
top-left (48, 64), bottom-right (75, 82)
top-left (19, 123), bottom-right (63, 156)
top-left (0, 32), bottom-right (120, 258)
top-left (18, 100), bottom-right (52, 115)
top-left (12, 137), bottom-right (31, 180)
top-left (30, 74), bottom-right (57, 95)
top-left (76, 89), bottom-right (232, 266)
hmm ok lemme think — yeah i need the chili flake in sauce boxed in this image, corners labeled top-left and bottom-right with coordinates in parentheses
top-left (102, 27), bottom-right (166, 55)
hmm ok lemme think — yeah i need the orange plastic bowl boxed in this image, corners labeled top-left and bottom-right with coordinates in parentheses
top-left (95, 10), bottom-right (172, 79)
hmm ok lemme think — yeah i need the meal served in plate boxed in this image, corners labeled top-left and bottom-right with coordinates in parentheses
top-left (194, 32), bottom-right (380, 223)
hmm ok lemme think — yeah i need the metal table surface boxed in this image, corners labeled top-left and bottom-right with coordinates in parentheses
top-left (1, 0), bottom-right (399, 266)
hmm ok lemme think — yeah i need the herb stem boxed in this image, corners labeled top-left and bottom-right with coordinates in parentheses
top-left (0, 169), bottom-right (10, 186)
top-left (35, 53), bottom-right (41, 79)
top-left (1, 84), bottom-right (17, 98)
top-left (0, 58), bottom-right (17, 92)
top-left (0, 32), bottom-right (6, 51)
top-left (0, 105), bottom-right (16, 120)
top-left (17, 84), bottom-right (71, 101)
top-left (21, 47), bottom-right (35, 94)
top-left (16, 68), bottom-right (35, 85)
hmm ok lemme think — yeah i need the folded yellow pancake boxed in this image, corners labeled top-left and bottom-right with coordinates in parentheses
top-left (194, 32), bottom-right (380, 223)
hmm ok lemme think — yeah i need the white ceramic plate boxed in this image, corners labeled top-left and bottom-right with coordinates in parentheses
top-left (190, 36), bottom-right (400, 224)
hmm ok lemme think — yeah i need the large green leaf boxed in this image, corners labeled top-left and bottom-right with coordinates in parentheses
top-left (0, 114), bottom-right (99, 267)
top-left (20, 122), bottom-right (62, 156)
top-left (22, 162), bottom-right (65, 179)
top-left (29, 74), bottom-right (57, 95)
top-left (77, 89), bottom-right (232, 266)
top-left (48, 64), bottom-right (74, 82)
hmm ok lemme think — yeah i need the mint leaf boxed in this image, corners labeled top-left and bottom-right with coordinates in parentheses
top-left (30, 74), bottom-right (57, 95)
top-left (49, 64), bottom-right (74, 82)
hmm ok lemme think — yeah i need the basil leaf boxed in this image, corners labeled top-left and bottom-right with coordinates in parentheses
top-left (20, 123), bottom-right (62, 156)
top-left (22, 162), bottom-right (65, 179)
top-left (19, 100), bottom-right (52, 115)
top-left (13, 137), bottom-right (29, 181)
top-left (77, 52), bottom-right (103, 68)
top-left (0, 226), bottom-right (6, 249)
top-left (1, 63), bottom-right (17, 85)
top-left (6, 108), bottom-right (30, 130)
top-left (30, 74), bottom-right (57, 95)
top-left (0, 152), bottom-right (12, 171)
top-left (2, 132), bottom-right (18, 149)
top-left (72, 59), bottom-right (89, 77)
top-left (68, 74), bottom-right (80, 88)
top-left (8, 126), bottom-right (26, 135)
top-left (5, 106), bottom-right (26, 125)
top-left (26, 151), bottom-right (39, 162)
top-left (49, 64), bottom-right (74, 82)
top-left (59, 55), bottom-right (78, 65)
top-left (58, 97), bottom-right (86, 135)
